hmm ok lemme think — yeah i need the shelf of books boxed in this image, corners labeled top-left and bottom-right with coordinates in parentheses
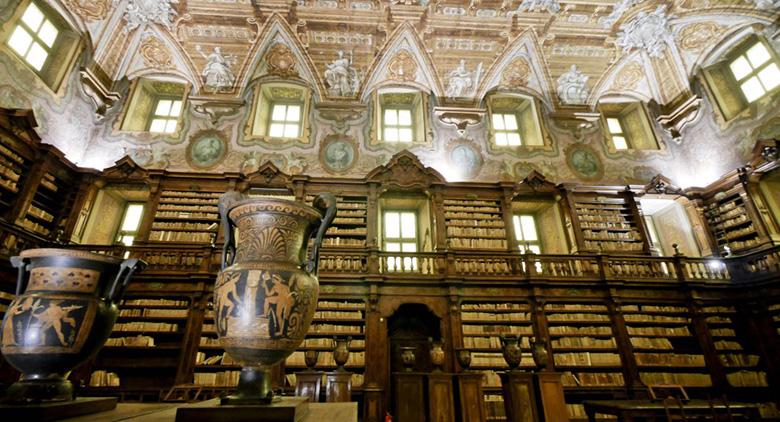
top-left (443, 199), bottom-right (507, 250)
top-left (89, 297), bottom-right (190, 393)
top-left (0, 135), bottom-right (29, 216)
top-left (702, 188), bottom-right (762, 252)
top-left (193, 300), bottom-right (240, 394)
top-left (20, 172), bottom-right (76, 237)
top-left (771, 303), bottom-right (780, 337)
top-left (702, 305), bottom-right (768, 389)
top-left (149, 190), bottom-right (221, 243)
top-left (621, 304), bottom-right (711, 391)
top-left (569, 193), bottom-right (646, 254)
top-left (460, 301), bottom-right (533, 422)
top-left (305, 194), bottom-right (368, 248)
top-left (284, 299), bottom-right (366, 392)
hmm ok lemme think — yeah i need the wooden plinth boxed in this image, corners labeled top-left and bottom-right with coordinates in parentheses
top-left (393, 372), bottom-right (425, 422)
top-left (428, 372), bottom-right (456, 422)
top-left (455, 372), bottom-right (487, 422)
top-left (174, 397), bottom-right (309, 422)
top-left (296, 371), bottom-right (324, 403)
top-left (325, 371), bottom-right (352, 402)
top-left (500, 371), bottom-right (538, 422)
top-left (0, 396), bottom-right (117, 421)
top-left (534, 372), bottom-right (569, 422)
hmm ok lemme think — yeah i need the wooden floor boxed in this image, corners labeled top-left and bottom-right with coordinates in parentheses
top-left (61, 401), bottom-right (358, 422)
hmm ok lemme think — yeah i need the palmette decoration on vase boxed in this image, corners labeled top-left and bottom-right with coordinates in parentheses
top-left (214, 191), bottom-right (337, 404)
top-left (0, 248), bottom-right (146, 402)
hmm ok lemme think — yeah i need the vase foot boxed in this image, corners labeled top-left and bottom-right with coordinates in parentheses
top-left (4, 378), bottom-right (73, 403)
top-left (220, 366), bottom-right (276, 406)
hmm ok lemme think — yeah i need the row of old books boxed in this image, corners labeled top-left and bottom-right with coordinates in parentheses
top-left (89, 370), bottom-right (120, 387)
top-left (462, 325), bottom-right (533, 335)
top-left (727, 371), bottom-right (768, 387)
top-left (309, 324), bottom-right (363, 334)
top-left (114, 322), bottom-right (178, 332)
top-left (106, 335), bottom-right (155, 347)
top-left (119, 308), bottom-right (188, 318)
top-left (639, 372), bottom-right (712, 387)
top-left (461, 311), bottom-right (529, 322)
top-left (552, 336), bottom-right (616, 349)
top-left (719, 354), bottom-right (760, 367)
top-left (562, 371), bottom-right (625, 386)
top-left (547, 313), bottom-right (610, 322)
top-left (629, 337), bottom-right (673, 350)
top-left (194, 371), bottom-right (240, 387)
top-left (200, 336), bottom-right (220, 346)
top-left (635, 353), bottom-right (705, 367)
top-left (714, 340), bottom-right (742, 350)
top-left (446, 227), bottom-right (506, 238)
top-left (623, 314), bottom-right (689, 323)
top-left (627, 326), bottom-right (690, 336)
top-left (447, 218), bottom-right (504, 228)
top-left (621, 305), bottom-right (686, 313)
top-left (148, 230), bottom-right (213, 242)
top-left (195, 352), bottom-right (238, 366)
top-left (313, 310), bottom-right (363, 320)
top-left (553, 352), bottom-right (621, 367)
top-left (463, 303), bottom-right (527, 311)
top-left (124, 298), bottom-right (188, 307)
top-left (450, 238), bottom-right (507, 249)
top-left (151, 222), bottom-right (216, 231)
top-left (463, 336), bottom-right (531, 349)
top-left (319, 300), bottom-right (365, 310)
top-left (548, 326), bottom-right (612, 336)
top-left (322, 237), bottom-right (364, 246)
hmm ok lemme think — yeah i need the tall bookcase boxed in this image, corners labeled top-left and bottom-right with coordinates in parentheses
top-left (443, 199), bottom-right (507, 250)
top-left (192, 300), bottom-right (240, 392)
top-left (89, 296), bottom-right (191, 394)
top-left (621, 304), bottom-right (711, 388)
top-left (459, 301), bottom-right (533, 422)
top-left (149, 190), bottom-right (221, 243)
top-left (702, 305), bottom-right (768, 388)
top-left (19, 170), bottom-right (77, 237)
top-left (565, 192), bottom-right (648, 254)
top-left (0, 139), bottom-right (29, 217)
top-left (305, 194), bottom-right (368, 248)
top-left (545, 303), bottom-right (624, 392)
top-left (702, 186), bottom-right (764, 253)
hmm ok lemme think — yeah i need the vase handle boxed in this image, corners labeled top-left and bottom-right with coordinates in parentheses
top-left (10, 256), bottom-right (29, 296)
top-left (307, 193), bottom-right (337, 275)
top-left (107, 259), bottom-right (147, 303)
top-left (219, 190), bottom-right (245, 270)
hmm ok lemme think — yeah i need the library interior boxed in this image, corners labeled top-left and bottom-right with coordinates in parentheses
top-left (0, 0), bottom-right (779, 421)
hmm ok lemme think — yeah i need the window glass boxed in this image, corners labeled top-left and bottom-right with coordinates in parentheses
top-left (6, 3), bottom-right (58, 71)
top-left (149, 98), bottom-right (182, 134)
top-left (513, 214), bottom-right (541, 253)
top-left (728, 41), bottom-right (780, 103)
top-left (383, 210), bottom-right (418, 272)
top-left (383, 108), bottom-right (413, 143)
top-left (493, 112), bottom-right (522, 146)
top-left (268, 103), bottom-right (302, 138)
top-left (117, 203), bottom-right (144, 246)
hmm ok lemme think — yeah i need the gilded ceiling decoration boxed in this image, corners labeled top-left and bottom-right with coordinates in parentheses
top-left (64, 0), bottom-right (110, 21)
top-left (139, 36), bottom-right (173, 70)
top-left (612, 61), bottom-right (643, 91)
top-left (679, 22), bottom-right (723, 51)
top-left (265, 43), bottom-right (298, 78)
top-left (387, 50), bottom-right (418, 82)
top-left (500, 57), bottom-right (531, 88)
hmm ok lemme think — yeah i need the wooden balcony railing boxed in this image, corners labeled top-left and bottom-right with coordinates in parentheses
top-left (0, 220), bottom-right (777, 285)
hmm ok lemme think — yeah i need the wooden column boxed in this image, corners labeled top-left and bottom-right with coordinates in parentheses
top-left (606, 297), bottom-right (642, 397)
top-left (428, 373), bottom-right (455, 422)
top-left (136, 178), bottom-right (161, 243)
top-left (500, 186), bottom-right (518, 251)
top-left (363, 286), bottom-right (385, 422)
top-left (176, 290), bottom-right (208, 385)
top-left (690, 300), bottom-right (727, 393)
top-left (455, 372), bottom-right (486, 422)
top-left (394, 372), bottom-right (426, 422)
top-left (530, 296), bottom-right (554, 372)
top-left (431, 186), bottom-right (447, 251)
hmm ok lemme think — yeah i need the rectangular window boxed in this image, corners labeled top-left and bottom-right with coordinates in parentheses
top-left (268, 103), bottom-right (301, 138)
top-left (383, 210), bottom-right (417, 271)
top-left (148, 98), bottom-right (182, 133)
top-left (729, 41), bottom-right (780, 103)
top-left (116, 203), bottom-right (144, 246)
top-left (492, 113), bottom-right (522, 146)
top-left (606, 117), bottom-right (629, 150)
top-left (513, 214), bottom-right (541, 254)
top-left (383, 108), bottom-right (413, 143)
top-left (7, 2), bottom-right (58, 71)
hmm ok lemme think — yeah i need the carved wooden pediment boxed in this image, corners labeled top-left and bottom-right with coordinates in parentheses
top-left (101, 156), bottom-right (150, 182)
top-left (244, 161), bottom-right (291, 187)
top-left (514, 170), bottom-right (556, 196)
top-left (366, 150), bottom-right (445, 189)
top-left (644, 174), bottom-right (682, 195)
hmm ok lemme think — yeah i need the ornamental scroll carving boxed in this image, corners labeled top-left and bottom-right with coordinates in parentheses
top-left (501, 57), bottom-right (532, 88)
top-left (265, 43), bottom-right (298, 78)
top-left (65, 0), bottom-right (109, 20)
top-left (387, 50), bottom-right (417, 82)
top-left (139, 36), bottom-right (173, 69)
top-left (679, 22), bottom-right (722, 51)
top-left (612, 61), bottom-right (642, 91)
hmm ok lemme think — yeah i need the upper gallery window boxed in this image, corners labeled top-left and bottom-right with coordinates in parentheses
top-left (246, 83), bottom-right (311, 145)
top-left (487, 95), bottom-right (547, 150)
top-left (513, 214), bottom-right (541, 254)
top-left (371, 90), bottom-right (430, 146)
top-left (7, 3), bottom-right (58, 71)
top-left (599, 102), bottom-right (659, 151)
top-left (702, 37), bottom-right (780, 121)
top-left (383, 108), bottom-right (413, 143)
top-left (728, 41), bottom-right (780, 103)
top-left (268, 103), bottom-right (302, 138)
top-left (383, 210), bottom-right (418, 272)
top-left (3, 1), bottom-right (80, 90)
top-left (119, 80), bottom-right (187, 136)
top-left (149, 98), bottom-right (183, 134)
top-left (116, 203), bottom-right (144, 246)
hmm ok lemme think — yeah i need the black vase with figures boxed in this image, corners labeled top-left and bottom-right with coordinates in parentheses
top-left (213, 191), bottom-right (337, 404)
top-left (0, 248), bottom-right (146, 402)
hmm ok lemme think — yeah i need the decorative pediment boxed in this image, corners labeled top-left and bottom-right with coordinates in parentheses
top-left (366, 150), bottom-right (445, 189)
top-left (644, 174), bottom-right (682, 195)
top-left (101, 156), bottom-right (150, 181)
top-left (244, 161), bottom-right (291, 187)
top-left (514, 170), bottom-right (556, 195)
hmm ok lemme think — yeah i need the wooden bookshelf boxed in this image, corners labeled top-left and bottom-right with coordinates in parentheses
top-left (193, 300), bottom-right (240, 390)
top-left (566, 191), bottom-right (649, 254)
top-left (305, 194), bottom-right (368, 248)
top-left (702, 186), bottom-right (763, 253)
top-left (702, 305), bottom-right (768, 388)
top-left (20, 171), bottom-right (77, 237)
top-left (771, 303), bottom-right (780, 337)
top-left (0, 136), bottom-right (29, 217)
top-left (621, 304), bottom-right (711, 388)
top-left (443, 199), bottom-right (507, 250)
top-left (545, 303), bottom-right (625, 391)
top-left (149, 190), bottom-right (221, 243)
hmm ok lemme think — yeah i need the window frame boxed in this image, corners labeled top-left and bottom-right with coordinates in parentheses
top-left (725, 39), bottom-right (780, 104)
top-left (114, 202), bottom-right (145, 247)
top-left (512, 213), bottom-right (542, 254)
top-left (381, 106), bottom-right (415, 144)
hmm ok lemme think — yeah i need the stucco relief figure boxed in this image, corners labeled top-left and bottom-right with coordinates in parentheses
top-left (325, 50), bottom-right (360, 97)
top-left (31, 301), bottom-right (82, 346)
top-left (516, 0), bottom-right (560, 13)
top-left (446, 59), bottom-right (483, 97)
top-left (557, 64), bottom-right (590, 105)
top-left (121, 0), bottom-right (179, 32)
top-left (615, 6), bottom-right (672, 58)
top-left (196, 45), bottom-right (236, 91)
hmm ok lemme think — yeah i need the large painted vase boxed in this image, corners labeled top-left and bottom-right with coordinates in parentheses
top-left (214, 192), bottom-right (335, 403)
top-left (0, 248), bottom-right (146, 402)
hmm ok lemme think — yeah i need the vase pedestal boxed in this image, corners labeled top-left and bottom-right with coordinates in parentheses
top-left (428, 372), bottom-right (455, 422)
top-left (296, 371), bottom-right (324, 402)
top-left (324, 371), bottom-right (352, 402)
top-left (175, 397), bottom-right (309, 422)
top-left (455, 372), bottom-right (487, 422)
top-left (393, 372), bottom-right (426, 422)
top-left (0, 397), bottom-right (117, 421)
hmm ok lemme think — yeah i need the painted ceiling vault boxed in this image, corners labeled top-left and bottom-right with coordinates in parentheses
top-left (0, 0), bottom-right (779, 188)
